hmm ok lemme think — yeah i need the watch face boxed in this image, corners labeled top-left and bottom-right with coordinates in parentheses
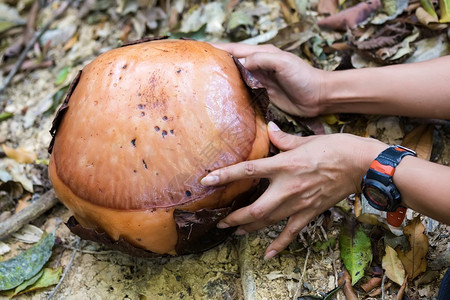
top-left (364, 185), bottom-right (388, 207)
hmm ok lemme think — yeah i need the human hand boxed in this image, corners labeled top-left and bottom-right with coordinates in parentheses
top-left (213, 43), bottom-right (325, 117)
top-left (201, 122), bottom-right (387, 259)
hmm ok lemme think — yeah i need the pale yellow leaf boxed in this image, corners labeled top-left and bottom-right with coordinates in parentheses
top-left (2, 145), bottom-right (37, 164)
top-left (382, 245), bottom-right (406, 285)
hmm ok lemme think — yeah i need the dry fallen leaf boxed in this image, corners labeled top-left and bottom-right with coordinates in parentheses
top-left (317, 0), bottom-right (382, 31)
top-left (396, 216), bottom-right (429, 280)
top-left (382, 245), bottom-right (406, 285)
top-left (1, 145), bottom-right (37, 164)
top-left (402, 124), bottom-right (434, 160)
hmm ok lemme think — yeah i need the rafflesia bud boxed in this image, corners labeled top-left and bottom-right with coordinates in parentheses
top-left (48, 38), bottom-right (269, 256)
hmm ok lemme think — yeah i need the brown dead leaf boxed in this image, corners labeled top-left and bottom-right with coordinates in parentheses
top-left (2, 144), bottom-right (37, 163)
top-left (15, 193), bottom-right (31, 213)
top-left (337, 269), bottom-right (358, 300)
top-left (383, 245), bottom-right (406, 285)
top-left (396, 276), bottom-right (408, 300)
top-left (360, 277), bottom-right (382, 293)
top-left (402, 124), bottom-right (434, 160)
top-left (396, 216), bottom-right (429, 280)
top-left (368, 282), bottom-right (392, 296)
top-left (317, 0), bottom-right (382, 31)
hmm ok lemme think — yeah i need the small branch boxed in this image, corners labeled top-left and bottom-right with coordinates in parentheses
top-left (293, 248), bottom-right (310, 299)
top-left (0, 1), bottom-right (72, 102)
top-left (47, 237), bottom-right (81, 300)
top-left (0, 189), bottom-right (59, 240)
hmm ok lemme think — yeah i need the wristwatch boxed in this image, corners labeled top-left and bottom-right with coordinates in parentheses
top-left (361, 145), bottom-right (417, 226)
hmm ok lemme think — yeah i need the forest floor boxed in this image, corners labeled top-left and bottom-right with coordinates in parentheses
top-left (0, 0), bottom-right (449, 299)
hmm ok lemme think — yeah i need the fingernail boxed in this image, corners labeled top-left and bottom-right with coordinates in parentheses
top-left (200, 175), bottom-right (219, 186)
top-left (217, 222), bottom-right (230, 229)
top-left (264, 250), bottom-right (278, 261)
top-left (238, 58), bottom-right (246, 65)
top-left (235, 228), bottom-right (247, 235)
top-left (268, 121), bottom-right (280, 132)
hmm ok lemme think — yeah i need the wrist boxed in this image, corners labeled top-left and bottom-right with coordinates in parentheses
top-left (320, 68), bottom-right (382, 115)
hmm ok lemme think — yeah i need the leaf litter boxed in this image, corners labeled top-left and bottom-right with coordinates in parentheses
top-left (0, 0), bottom-right (449, 299)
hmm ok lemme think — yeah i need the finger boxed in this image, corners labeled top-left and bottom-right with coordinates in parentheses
top-left (267, 121), bottom-right (311, 151)
top-left (200, 156), bottom-right (279, 186)
top-left (218, 184), bottom-right (287, 228)
top-left (264, 211), bottom-right (314, 260)
top-left (211, 43), bottom-right (280, 58)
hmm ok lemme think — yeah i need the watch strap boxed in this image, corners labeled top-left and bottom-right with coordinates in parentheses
top-left (387, 206), bottom-right (407, 227)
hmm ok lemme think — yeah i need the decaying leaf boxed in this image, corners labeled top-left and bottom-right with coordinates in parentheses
top-left (15, 267), bottom-right (62, 296)
top-left (1, 145), bottom-right (37, 164)
top-left (318, 0), bottom-right (382, 31)
top-left (0, 232), bottom-right (55, 291)
top-left (382, 245), bottom-right (406, 285)
top-left (396, 216), bottom-right (429, 280)
top-left (339, 218), bottom-right (372, 285)
top-left (360, 277), bottom-right (382, 293)
top-left (402, 124), bottom-right (434, 160)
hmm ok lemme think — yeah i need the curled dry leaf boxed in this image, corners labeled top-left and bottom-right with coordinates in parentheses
top-left (360, 277), bottom-right (382, 293)
top-left (337, 269), bottom-right (358, 300)
top-left (317, 0), bottom-right (382, 31)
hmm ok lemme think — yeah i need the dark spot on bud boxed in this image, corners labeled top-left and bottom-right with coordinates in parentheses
top-left (185, 190), bottom-right (192, 197)
top-left (137, 104), bottom-right (144, 109)
top-left (142, 159), bottom-right (148, 169)
top-left (162, 116), bottom-right (168, 121)
top-left (133, 170), bottom-right (137, 173)
top-left (141, 112), bottom-right (145, 116)
top-left (170, 129), bottom-right (174, 134)
top-left (154, 126), bottom-right (160, 132)
top-left (136, 238), bottom-right (142, 241)
top-left (162, 130), bottom-right (167, 138)
top-left (123, 64), bottom-right (127, 69)
top-left (131, 139), bottom-right (136, 147)
top-left (138, 93), bottom-right (142, 97)
top-left (177, 69), bottom-right (181, 73)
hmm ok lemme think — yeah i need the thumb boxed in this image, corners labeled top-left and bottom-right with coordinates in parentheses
top-left (267, 121), bottom-right (308, 151)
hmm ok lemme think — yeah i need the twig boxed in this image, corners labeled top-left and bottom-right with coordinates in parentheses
top-left (0, 189), bottom-right (58, 240)
top-left (47, 237), bottom-right (81, 300)
top-left (0, 1), bottom-right (71, 101)
top-left (293, 248), bottom-right (310, 299)
top-left (381, 273), bottom-right (386, 300)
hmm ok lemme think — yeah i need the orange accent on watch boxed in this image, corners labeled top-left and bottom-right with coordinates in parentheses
top-left (370, 160), bottom-right (395, 176)
top-left (387, 206), bottom-right (407, 227)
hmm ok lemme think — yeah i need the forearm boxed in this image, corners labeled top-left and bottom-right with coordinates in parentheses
top-left (394, 157), bottom-right (450, 224)
top-left (321, 56), bottom-right (450, 119)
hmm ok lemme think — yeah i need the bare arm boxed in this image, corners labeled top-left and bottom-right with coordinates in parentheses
top-left (322, 56), bottom-right (450, 119)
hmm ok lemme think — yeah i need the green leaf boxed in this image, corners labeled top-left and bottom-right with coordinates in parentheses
top-left (339, 219), bottom-right (372, 285)
top-left (0, 112), bottom-right (13, 122)
top-left (169, 24), bottom-right (207, 41)
top-left (17, 267), bottom-right (62, 296)
top-left (3, 269), bottom-right (44, 297)
top-left (421, 0), bottom-right (438, 19)
top-left (0, 232), bottom-right (55, 291)
top-left (311, 238), bottom-right (336, 253)
top-left (439, 0), bottom-right (450, 22)
top-left (55, 67), bottom-right (70, 85)
top-left (43, 85), bottom-right (69, 117)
